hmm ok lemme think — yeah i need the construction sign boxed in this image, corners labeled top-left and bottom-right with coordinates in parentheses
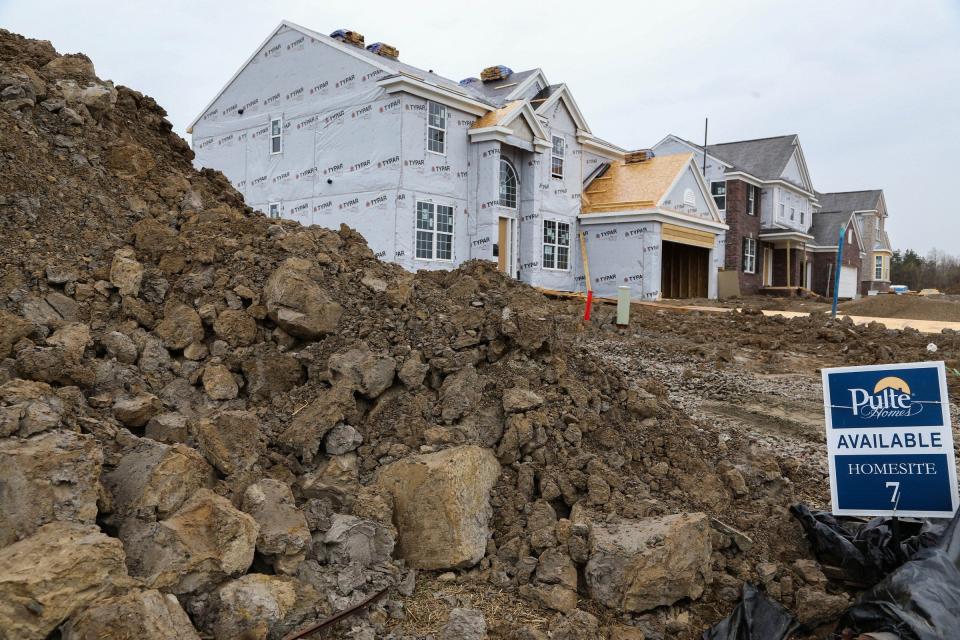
top-left (822, 361), bottom-right (958, 518)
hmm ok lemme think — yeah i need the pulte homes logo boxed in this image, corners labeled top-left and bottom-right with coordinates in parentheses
top-left (827, 364), bottom-right (945, 429)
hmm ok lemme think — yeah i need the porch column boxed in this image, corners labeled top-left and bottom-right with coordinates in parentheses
top-left (786, 240), bottom-right (792, 287)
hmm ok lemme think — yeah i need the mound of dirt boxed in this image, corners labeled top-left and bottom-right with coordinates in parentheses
top-left (840, 294), bottom-right (960, 322)
top-left (3, 28), bottom-right (958, 640)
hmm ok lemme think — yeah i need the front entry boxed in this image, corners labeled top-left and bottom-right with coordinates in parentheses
top-left (496, 217), bottom-right (514, 275)
top-left (763, 248), bottom-right (774, 286)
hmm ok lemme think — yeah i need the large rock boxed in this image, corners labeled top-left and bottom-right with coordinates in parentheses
top-left (319, 514), bottom-right (395, 567)
top-left (263, 258), bottom-right (342, 339)
top-left (61, 589), bottom-right (200, 640)
top-left (584, 513), bottom-right (712, 613)
top-left (0, 431), bottom-right (102, 546)
top-left (155, 302), bottom-right (204, 350)
top-left (202, 573), bottom-right (319, 640)
top-left (112, 393), bottom-right (161, 427)
top-left (104, 439), bottom-right (214, 520)
top-left (376, 445), bottom-right (499, 569)
top-left (242, 479), bottom-right (311, 575)
top-left (241, 351), bottom-right (304, 402)
top-left (121, 489), bottom-right (258, 594)
top-left (213, 308), bottom-right (257, 347)
top-left (0, 522), bottom-right (130, 640)
top-left (202, 363), bottom-right (239, 400)
top-left (110, 247), bottom-right (143, 297)
top-left (195, 410), bottom-right (263, 475)
top-left (440, 608), bottom-right (487, 640)
top-left (0, 309), bottom-right (33, 359)
top-left (328, 346), bottom-right (396, 398)
top-left (277, 383), bottom-right (354, 463)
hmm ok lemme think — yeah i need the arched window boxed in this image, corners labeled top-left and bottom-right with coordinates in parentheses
top-left (499, 159), bottom-right (518, 209)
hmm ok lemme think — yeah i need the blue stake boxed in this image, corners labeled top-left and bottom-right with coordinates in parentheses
top-left (831, 225), bottom-right (846, 318)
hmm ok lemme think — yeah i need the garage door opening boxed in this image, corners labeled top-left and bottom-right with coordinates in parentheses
top-left (661, 241), bottom-right (709, 299)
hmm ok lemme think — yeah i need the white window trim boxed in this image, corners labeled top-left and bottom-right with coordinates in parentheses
top-left (542, 218), bottom-right (571, 271)
top-left (711, 181), bottom-right (726, 211)
top-left (414, 200), bottom-right (454, 262)
top-left (746, 186), bottom-right (756, 216)
top-left (268, 202), bottom-right (281, 219)
top-left (270, 116), bottom-right (282, 155)
top-left (499, 158), bottom-right (518, 209)
top-left (743, 237), bottom-right (757, 274)
top-left (427, 101), bottom-right (446, 156)
top-left (875, 255), bottom-right (883, 280)
top-left (777, 200), bottom-right (785, 218)
top-left (551, 135), bottom-right (565, 180)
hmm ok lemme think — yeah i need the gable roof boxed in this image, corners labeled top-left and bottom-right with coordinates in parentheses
top-left (468, 99), bottom-right (550, 143)
top-left (810, 211), bottom-right (857, 247)
top-left (190, 20), bottom-right (501, 131)
top-left (705, 135), bottom-right (800, 181)
top-left (461, 69), bottom-right (547, 107)
top-left (532, 83), bottom-right (591, 134)
top-left (582, 153), bottom-right (695, 213)
top-left (817, 190), bottom-right (883, 214)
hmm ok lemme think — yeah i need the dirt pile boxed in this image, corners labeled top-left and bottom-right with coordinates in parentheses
top-left (840, 294), bottom-right (960, 322)
top-left (3, 28), bottom-right (956, 640)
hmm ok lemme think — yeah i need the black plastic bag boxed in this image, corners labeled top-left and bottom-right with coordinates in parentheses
top-left (836, 508), bottom-right (960, 640)
top-left (703, 583), bottom-right (800, 640)
top-left (789, 504), bottom-right (944, 585)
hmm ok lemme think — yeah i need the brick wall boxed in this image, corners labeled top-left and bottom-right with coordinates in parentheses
top-left (811, 222), bottom-right (863, 296)
top-left (771, 248), bottom-right (808, 287)
top-left (722, 180), bottom-right (764, 294)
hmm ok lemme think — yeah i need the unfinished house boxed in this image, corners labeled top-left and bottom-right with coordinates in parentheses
top-left (808, 211), bottom-right (864, 298)
top-left (578, 152), bottom-right (726, 300)
top-left (816, 191), bottom-right (892, 294)
top-left (188, 20), bottom-right (625, 294)
top-left (652, 134), bottom-right (820, 296)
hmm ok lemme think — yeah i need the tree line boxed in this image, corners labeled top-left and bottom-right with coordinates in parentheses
top-left (891, 249), bottom-right (960, 293)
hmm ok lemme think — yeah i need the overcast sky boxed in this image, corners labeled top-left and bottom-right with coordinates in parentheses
top-left (2, 0), bottom-right (958, 253)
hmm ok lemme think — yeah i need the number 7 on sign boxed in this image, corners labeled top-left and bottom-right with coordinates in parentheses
top-left (886, 482), bottom-right (901, 505)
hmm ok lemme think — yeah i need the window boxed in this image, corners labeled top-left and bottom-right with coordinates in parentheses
top-left (683, 188), bottom-right (696, 207)
top-left (268, 202), bottom-right (280, 219)
top-left (743, 237), bottom-right (757, 274)
top-left (270, 117), bottom-right (282, 154)
top-left (875, 255), bottom-right (883, 280)
top-left (778, 200), bottom-right (785, 218)
top-left (543, 219), bottom-right (571, 270)
top-left (499, 159), bottom-right (518, 209)
top-left (415, 201), bottom-right (453, 260)
top-left (800, 209), bottom-right (805, 225)
top-left (746, 186), bottom-right (756, 215)
top-left (847, 229), bottom-right (853, 245)
top-left (427, 102), bottom-right (446, 154)
top-left (876, 224), bottom-right (881, 241)
top-left (711, 181), bottom-right (726, 210)
top-left (551, 136), bottom-right (564, 179)
top-left (790, 207), bottom-right (796, 221)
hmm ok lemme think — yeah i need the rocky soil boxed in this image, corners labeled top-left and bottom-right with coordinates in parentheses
top-left (2, 29), bottom-right (959, 640)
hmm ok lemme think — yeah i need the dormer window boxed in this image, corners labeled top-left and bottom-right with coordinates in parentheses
top-left (710, 181), bottom-right (726, 210)
top-left (427, 102), bottom-right (446, 154)
top-left (499, 159), bottom-right (518, 209)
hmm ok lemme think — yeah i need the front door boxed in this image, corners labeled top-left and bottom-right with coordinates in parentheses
top-left (763, 248), bottom-right (774, 286)
top-left (497, 217), bottom-right (514, 275)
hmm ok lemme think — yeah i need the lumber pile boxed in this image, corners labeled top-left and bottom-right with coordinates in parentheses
top-left (625, 149), bottom-right (655, 164)
top-left (330, 29), bottom-right (365, 47)
top-left (480, 65), bottom-right (513, 82)
top-left (366, 42), bottom-right (399, 59)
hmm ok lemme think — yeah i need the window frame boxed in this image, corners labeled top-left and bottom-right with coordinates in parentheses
top-left (542, 218), bottom-right (571, 271)
top-left (710, 181), bottom-right (726, 211)
top-left (499, 158), bottom-right (519, 209)
top-left (742, 237), bottom-right (757, 274)
top-left (270, 116), bottom-right (283, 155)
top-left (875, 255), bottom-right (883, 280)
top-left (777, 199), bottom-right (785, 218)
top-left (414, 200), bottom-right (454, 262)
top-left (268, 202), bottom-right (281, 219)
top-left (551, 135), bottom-right (565, 180)
top-left (746, 185), bottom-right (756, 215)
top-left (427, 101), bottom-right (446, 156)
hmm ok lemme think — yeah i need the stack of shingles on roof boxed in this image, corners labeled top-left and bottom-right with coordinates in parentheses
top-left (480, 65), bottom-right (512, 82)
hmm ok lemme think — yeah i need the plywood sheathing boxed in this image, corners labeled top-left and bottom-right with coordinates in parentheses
top-left (470, 101), bottom-right (524, 130)
top-left (581, 153), bottom-right (693, 214)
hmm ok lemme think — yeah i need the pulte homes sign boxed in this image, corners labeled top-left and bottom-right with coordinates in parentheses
top-left (822, 361), bottom-right (958, 518)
